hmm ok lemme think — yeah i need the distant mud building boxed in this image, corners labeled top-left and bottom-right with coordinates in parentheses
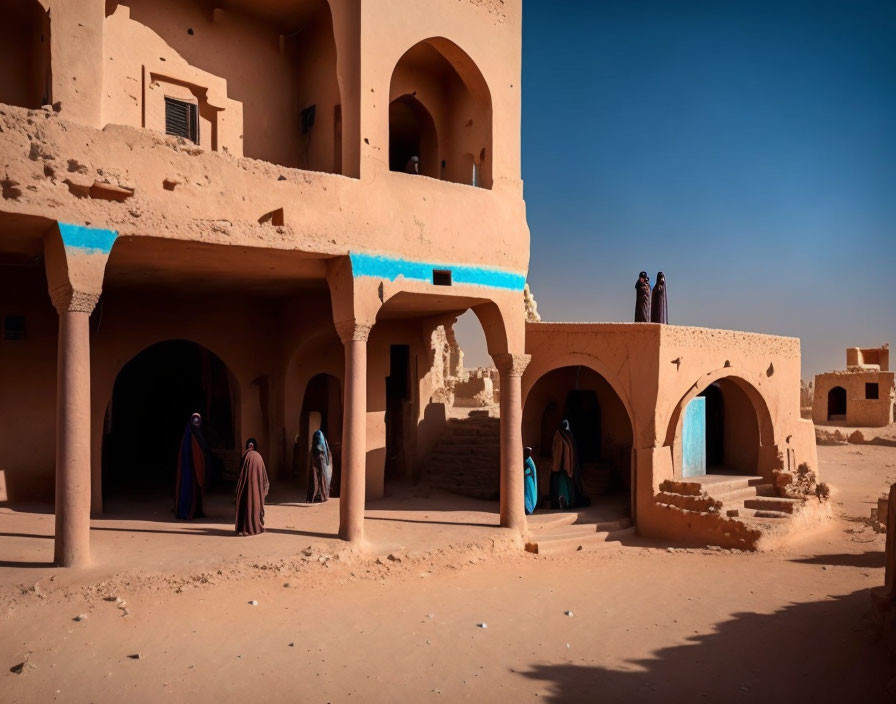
top-left (813, 346), bottom-right (895, 427)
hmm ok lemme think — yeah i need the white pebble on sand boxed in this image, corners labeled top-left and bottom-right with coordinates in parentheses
top-left (249, 600), bottom-right (258, 606)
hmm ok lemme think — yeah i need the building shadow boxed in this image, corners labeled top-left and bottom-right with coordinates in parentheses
top-left (517, 589), bottom-right (893, 702)
top-left (790, 551), bottom-right (885, 569)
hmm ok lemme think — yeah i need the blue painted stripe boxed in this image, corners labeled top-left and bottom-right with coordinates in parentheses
top-left (349, 252), bottom-right (526, 291)
top-left (58, 223), bottom-right (117, 254)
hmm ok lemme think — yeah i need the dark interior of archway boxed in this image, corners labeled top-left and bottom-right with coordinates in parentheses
top-left (0, 0), bottom-right (51, 109)
top-left (389, 96), bottom-right (438, 178)
top-left (297, 373), bottom-right (342, 497)
top-left (102, 341), bottom-right (236, 500)
top-left (828, 386), bottom-right (847, 419)
top-left (700, 383), bottom-right (724, 468)
top-left (524, 366), bottom-right (633, 504)
top-left (385, 344), bottom-right (412, 483)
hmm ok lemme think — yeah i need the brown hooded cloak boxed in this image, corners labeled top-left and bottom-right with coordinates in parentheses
top-left (235, 448), bottom-right (270, 536)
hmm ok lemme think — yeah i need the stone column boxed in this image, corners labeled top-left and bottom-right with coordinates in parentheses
top-left (493, 353), bottom-right (531, 533)
top-left (50, 287), bottom-right (99, 567)
top-left (336, 321), bottom-right (371, 543)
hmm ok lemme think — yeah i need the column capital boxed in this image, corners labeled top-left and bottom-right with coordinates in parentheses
top-left (335, 320), bottom-right (372, 344)
top-left (50, 284), bottom-right (100, 315)
top-left (492, 353), bottom-right (531, 378)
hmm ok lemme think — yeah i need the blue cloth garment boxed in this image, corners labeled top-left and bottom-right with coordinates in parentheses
top-left (524, 456), bottom-right (538, 515)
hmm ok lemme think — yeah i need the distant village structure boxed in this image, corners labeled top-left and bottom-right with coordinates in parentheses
top-left (813, 345), bottom-right (895, 427)
top-left (0, 0), bottom-right (824, 567)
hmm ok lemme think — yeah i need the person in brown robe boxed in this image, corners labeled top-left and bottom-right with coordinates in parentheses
top-left (235, 437), bottom-right (270, 536)
top-left (650, 271), bottom-right (668, 324)
top-left (550, 420), bottom-right (577, 509)
top-left (635, 271), bottom-right (651, 322)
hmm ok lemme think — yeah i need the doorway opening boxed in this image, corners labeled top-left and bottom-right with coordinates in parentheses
top-left (297, 373), bottom-right (343, 497)
top-left (385, 344), bottom-right (412, 482)
top-left (102, 340), bottom-right (238, 502)
top-left (827, 386), bottom-right (847, 420)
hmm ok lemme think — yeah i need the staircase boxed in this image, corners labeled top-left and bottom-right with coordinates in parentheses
top-left (656, 474), bottom-right (808, 549)
top-left (421, 411), bottom-right (500, 500)
top-left (524, 511), bottom-right (635, 555)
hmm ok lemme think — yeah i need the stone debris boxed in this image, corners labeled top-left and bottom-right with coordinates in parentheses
top-left (565, 610), bottom-right (574, 617)
top-left (126, 653), bottom-right (142, 660)
top-left (478, 623), bottom-right (487, 629)
top-left (249, 600), bottom-right (258, 606)
top-left (73, 614), bottom-right (88, 622)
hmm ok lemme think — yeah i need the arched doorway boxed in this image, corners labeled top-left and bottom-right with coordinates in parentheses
top-left (389, 37), bottom-right (493, 187)
top-left (297, 373), bottom-right (342, 498)
top-left (674, 376), bottom-right (770, 478)
top-left (102, 340), bottom-right (239, 502)
top-left (827, 386), bottom-right (847, 420)
top-left (388, 95), bottom-right (439, 178)
top-left (0, 0), bottom-right (51, 109)
top-left (523, 366), bottom-right (633, 515)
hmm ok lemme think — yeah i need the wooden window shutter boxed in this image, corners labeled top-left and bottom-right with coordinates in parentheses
top-left (164, 97), bottom-right (198, 143)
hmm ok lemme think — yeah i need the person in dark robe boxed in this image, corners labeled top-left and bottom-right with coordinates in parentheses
top-left (404, 155), bottom-right (420, 174)
top-left (651, 271), bottom-right (668, 324)
top-left (550, 420), bottom-right (577, 509)
top-left (635, 271), bottom-right (651, 322)
top-left (175, 412), bottom-right (207, 520)
top-left (235, 437), bottom-right (270, 536)
top-left (307, 429), bottom-right (332, 503)
top-left (523, 446), bottom-right (538, 515)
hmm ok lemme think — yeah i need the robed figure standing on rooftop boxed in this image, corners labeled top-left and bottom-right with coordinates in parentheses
top-left (651, 271), bottom-right (668, 324)
top-left (635, 271), bottom-right (652, 322)
top-left (235, 437), bottom-right (270, 536)
top-left (175, 412), bottom-right (207, 520)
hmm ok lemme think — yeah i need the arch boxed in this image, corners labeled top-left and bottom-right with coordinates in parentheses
top-left (827, 386), bottom-right (847, 420)
top-left (522, 365), bottom-right (635, 514)
top-left (664, 373), bottom-right (775, 479)
top-left (0, 0), bottom-right (51, 109)
top-left (101, 339), bottom-right (240, 501)
top-left (388, 36), bottom-right (493, 188)
top-left (296, 373), bottom-right (343, 498)
top-left (522, 352), bottom-right (637, 436)
top-left (388, 95), bottom-right (439, 177)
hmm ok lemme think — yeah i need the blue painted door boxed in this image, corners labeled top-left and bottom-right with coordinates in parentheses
top-left (682, 396), bottom-right (706, 478)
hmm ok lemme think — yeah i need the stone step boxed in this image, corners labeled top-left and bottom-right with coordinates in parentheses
top-left (656, 492), bottom-right (721, 512)
top-left (743, 497), bottom-right (801, 515)
top-left (709, 486), bottom-right (761, 504)
top-left (525, 525), bottom-right (635, 555)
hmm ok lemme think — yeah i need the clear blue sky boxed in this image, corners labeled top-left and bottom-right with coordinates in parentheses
top-left (457, 0), bottom-right (896, 378)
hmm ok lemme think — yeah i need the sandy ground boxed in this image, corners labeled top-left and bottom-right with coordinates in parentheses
top-left (2, 445), bottom-right (896, 703)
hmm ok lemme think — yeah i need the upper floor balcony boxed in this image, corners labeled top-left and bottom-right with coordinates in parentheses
top-left (0, 0), bottom-right (526, 273)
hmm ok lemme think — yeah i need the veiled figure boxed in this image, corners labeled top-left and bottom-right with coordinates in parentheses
top-left (651, 271), bottom-right (668, 324)
top-left (524, 446), bottom-right (538, 515)
top-left (235, 438), bottom-right (270, 536)
top-left (635, 271), bottom-right (652, 322)
top-left (550, 420), bottom-right (577, 509)
top-left (175, 412), bottom-right (207, 520)
top-left (307, 429), bottom-right (333, 503)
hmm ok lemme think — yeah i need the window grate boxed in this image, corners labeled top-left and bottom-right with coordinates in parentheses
top-left (165, 97), bottom-right (198, 143)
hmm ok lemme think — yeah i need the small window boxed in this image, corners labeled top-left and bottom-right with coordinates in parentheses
top-left (3, 314), bottom-right (25, 341)
top-left (165, 97), bottom-right (198, 143)
top-left (433, 270), bottom-right (452, 286)
top-left (866, 383), bottom-right (880, 400)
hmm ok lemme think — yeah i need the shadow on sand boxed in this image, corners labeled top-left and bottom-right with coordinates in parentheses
top-left (517, 589), bottom-right (893, 702)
